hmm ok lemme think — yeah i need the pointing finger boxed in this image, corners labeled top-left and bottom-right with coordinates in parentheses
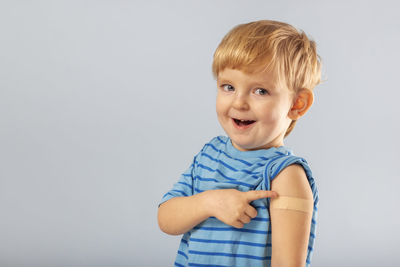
top-left (245, 190), bottom-right (279, 202)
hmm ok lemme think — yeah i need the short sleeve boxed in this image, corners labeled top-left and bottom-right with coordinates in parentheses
top-left (159, 148), bottom-right (204, 206)
top-left (264, 155), bottom-right (319, 205)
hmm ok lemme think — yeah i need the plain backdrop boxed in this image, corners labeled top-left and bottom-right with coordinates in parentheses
top-left (1, 0), bottom-right (399, 266)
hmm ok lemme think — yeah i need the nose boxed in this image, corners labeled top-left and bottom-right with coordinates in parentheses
top-left (232, 93), bottom-right (249, 110)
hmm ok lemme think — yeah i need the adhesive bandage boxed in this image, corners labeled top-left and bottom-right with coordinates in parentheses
top-left (270, 196), bottom-right (313, 213)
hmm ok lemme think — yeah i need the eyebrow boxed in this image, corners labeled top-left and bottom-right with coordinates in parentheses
top-left (217, 79), bottom-right (237, 88)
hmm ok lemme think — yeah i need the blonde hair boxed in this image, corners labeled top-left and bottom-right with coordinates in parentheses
top-left (212, 20), bottom-right (321, 137)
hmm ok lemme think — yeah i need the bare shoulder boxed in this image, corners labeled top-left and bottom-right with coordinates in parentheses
top-left (271, 164), bottom-right (313, 199)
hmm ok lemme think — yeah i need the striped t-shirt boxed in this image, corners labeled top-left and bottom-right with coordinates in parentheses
top-left (160, 136), bottom-right (319, 267)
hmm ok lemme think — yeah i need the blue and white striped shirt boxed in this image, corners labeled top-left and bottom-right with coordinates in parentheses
top-left (161, 136), bottom-right (319, 267)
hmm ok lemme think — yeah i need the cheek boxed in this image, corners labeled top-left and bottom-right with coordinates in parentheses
top-left (256, 104), bottom-right (281, 123)
top-left (261, 114), bottom-right (279, 126)
top-left (216, 101), bottom-right (222, 116)
top-left (216, 96), bottom-right (227, 116)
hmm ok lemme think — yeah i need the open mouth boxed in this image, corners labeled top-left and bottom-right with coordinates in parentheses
top-left (233, 118), bottom-right (256, 126)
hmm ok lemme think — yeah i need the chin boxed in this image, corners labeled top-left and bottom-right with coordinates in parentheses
top-left (231, 139), bottom-right (257, 151)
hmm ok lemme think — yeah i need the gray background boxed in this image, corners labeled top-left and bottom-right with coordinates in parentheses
top-left (1, 0), bottom-right (399, 266)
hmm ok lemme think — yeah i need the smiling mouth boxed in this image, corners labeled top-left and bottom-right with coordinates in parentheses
top-left (233, 118), bottom-right (256, 126)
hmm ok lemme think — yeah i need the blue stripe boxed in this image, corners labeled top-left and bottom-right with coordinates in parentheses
top-left (260, 150), bottom-right (287, 158)
top-left (181, 239), bottom-right (188, 245)
top-left (201, 152), bottom-right (220, 163)
top-left (196, 162), bottom-right (214, 172)
top-left (195, 162), bottom-right (259, 183)
top-left (253, 205), bottom-right (267, 209)
top-left (178, 181), bottom-right (192, 189)
top-left (216, 136), bottom-right (227, 144)
top-left (194, 175), bottom-right (254, 188)
top-left (208, 216), bottom-right (269, 223)
top-left (178, 250), bottom-right (188, 259)
top-left (188, 263), bottom-right (229, 267)
top-left (205, 143), bottom-right (252, 166)
top-left (174, 262), bottom-right (185, 267)
top-left (190, 237), bottom-right (267, 247)
top-left (310, 232), bottom-right (315, 238)
top-left (218, 160), bottom-right (237, 171)
top-left (205, 156), bottom-right (259, 174)
top-left (183, 173), bottom-right (192, 177)
top-left (193, 226), bottom-right (269, 235)
top-left (256, 162), bottom-right (266, 167)
top-left (196, 163), bottom-right (260, 183)
top-left (195, 177), bottom-right (219, 182)
top-left (201, 152), bottom-right (252, 170)
top-left (308, 245), bottom-right (313, 252)
top-left (216, 169), bottom-right (259, 181)
top-left (163, 192), bottom-right (176, 199)
top-left (215, 169), bottom-right (238, 181)
top-left (189, 250), bottom-right (269, 261)
top-left (240, 169), bottom-right (259, 175)
top-left (194, 188), bottom-right (204, 193)
top-left (251, 217), bottom-right (270, 222)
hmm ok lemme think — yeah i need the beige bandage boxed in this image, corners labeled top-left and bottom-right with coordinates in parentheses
top-left (270, 196), bottom-right (313, 213)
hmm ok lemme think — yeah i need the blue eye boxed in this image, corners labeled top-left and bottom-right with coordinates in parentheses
top-left (222, 84), bottom-right (234, 91)
top-left (255, 88), bottom-right (268, 95)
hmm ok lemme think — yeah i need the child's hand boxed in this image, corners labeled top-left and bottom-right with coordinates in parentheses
top-left (205, 189), bottom-right (278, 228)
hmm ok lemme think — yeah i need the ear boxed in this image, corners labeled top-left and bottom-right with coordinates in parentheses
top-left (288, 89), bottom-right (314, 120)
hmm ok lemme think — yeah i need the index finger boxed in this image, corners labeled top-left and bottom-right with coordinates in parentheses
top-left (245, 190), bottom-right (279, 202)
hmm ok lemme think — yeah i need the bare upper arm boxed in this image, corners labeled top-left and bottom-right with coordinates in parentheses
top-left (269, 164), bottom-right (313, 267)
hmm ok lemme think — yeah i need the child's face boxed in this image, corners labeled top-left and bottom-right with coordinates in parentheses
top-left (216, 68), bottom-right (294, 151)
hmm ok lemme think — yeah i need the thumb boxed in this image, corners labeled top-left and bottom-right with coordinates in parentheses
top-left (245, 190), bottom-right (279, 202)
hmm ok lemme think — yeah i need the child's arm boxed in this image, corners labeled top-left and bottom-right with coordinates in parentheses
top-left (269, 164), bottom-right (314, 267)
top-left (158, 189), bottom-right (278, 235)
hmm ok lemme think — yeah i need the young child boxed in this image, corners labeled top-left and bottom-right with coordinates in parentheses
top-left (158, 20), bottom-right (321, 267)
